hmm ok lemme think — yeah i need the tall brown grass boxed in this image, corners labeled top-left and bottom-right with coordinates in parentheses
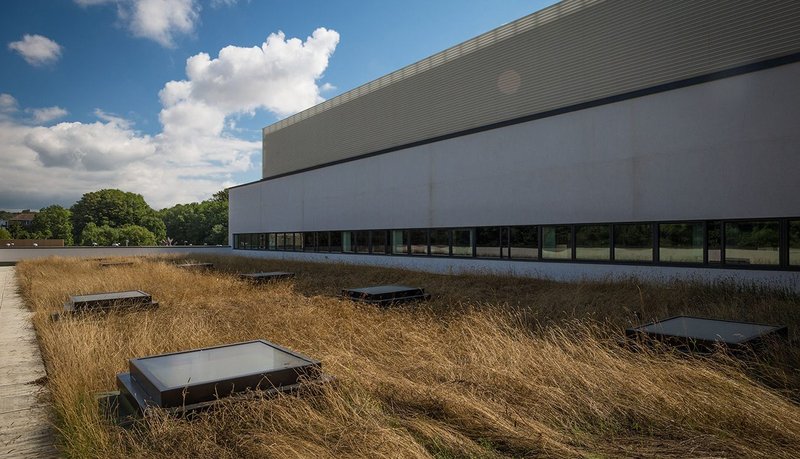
top-left (16, 254), bottom-right (800, 458)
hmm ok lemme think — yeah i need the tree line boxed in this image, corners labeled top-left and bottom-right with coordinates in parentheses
top-left (1, 189), bottom-right (228, 246)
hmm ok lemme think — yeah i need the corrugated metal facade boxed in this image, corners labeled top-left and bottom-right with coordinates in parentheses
top-left (262, 0), bottom-right (800, 178)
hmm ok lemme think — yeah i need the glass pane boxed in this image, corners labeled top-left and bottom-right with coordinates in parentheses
top-left (329, 231), bottom-right (342, 253)
top-left (659, 223), bottom-right (703, 263)
top-left (258, 233), bottom-right (266, 250)
top-left (430, 229), bottom-right (449, 256)
top-left (790, 221), bottom-right (800, 266)
top-left (542, 226), bottom-right (571, 259)
top-left (370, 230), bottom-right (387, 254)
top-left (725, 221), bottom-right (779, 265)
top-left (707, 221), bottom-right (721, 264)
top-left (316, 232), bottom-right (329, 252)
top-left (303, 233), bottom-right (316, 252)
top-left (575, 225), bottom-right (610, 260)
top-left (342, 231), bottom-right (354, 253)
top-left (293, 233), bottom-right (303, 251)
top-left (509, 226), bottom-right (537, 259)
top-left (268, 233), bottom-right (277, 250)
top-left (410, 229), bottom-right (427, 255)
top-left (614, 224), bottom-right (652, 262)
top-left (452, 228), bottom-right (473, 257)
top-left (355, 231), bottom-right (370, 254)
top-left (392, 230), bottom-right (408, 255)
top-left (286, 233), bottom-right (295, 251)
top-left (275, 233), bottom-right (286, 251)
top-left (476, 227), bottom-right (501, 258)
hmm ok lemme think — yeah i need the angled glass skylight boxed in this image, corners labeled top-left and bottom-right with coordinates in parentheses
top-left (342, 285), bottom-right (431, 306)
top-left (626, 315), bottom-right (787, 350)
top-left (239, 272), bottom-right (295, 282)
top-left (65, 290), bottom-right (157, 312)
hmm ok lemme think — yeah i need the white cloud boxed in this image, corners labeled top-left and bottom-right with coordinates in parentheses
top-left (27, 106), bottom-right (69, 124)
top-left (0, 28), bottom-right (338, 209)
top-left (77, 0), bottom-right (199, 48)
top-left (210, 0), bottom-right (237, 7)
top-left (0, 94), bottom-right (18, 113)
top-left (8, 34), bottom-right (62, 66)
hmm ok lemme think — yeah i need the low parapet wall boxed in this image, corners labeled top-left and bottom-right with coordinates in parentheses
top-left (0, 246), bottom-right (232, 264)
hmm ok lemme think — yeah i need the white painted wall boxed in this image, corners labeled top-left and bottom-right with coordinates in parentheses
top-left (230, 62), bottom-right (800, 235)
top-left (0, 246), bottom-right (231, 264)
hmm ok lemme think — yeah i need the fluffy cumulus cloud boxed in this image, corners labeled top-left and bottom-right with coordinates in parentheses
top-left (76, 0), bottom-right (199, 48)
top-left (0, 28), bottom-right (339, 209)
top-left (8, 34), bottom-right (62, 66)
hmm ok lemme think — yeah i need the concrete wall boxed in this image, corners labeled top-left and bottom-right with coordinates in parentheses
top-left (0, 246), bottom-right (232, 264)
top-left (230, 62), bottom-right (800, 235)
top-left (229, 249), bottom-right (800, 293)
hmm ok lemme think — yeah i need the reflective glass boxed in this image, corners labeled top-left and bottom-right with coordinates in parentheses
top-left (329, 231), bottom-right (342, 253)
top-left (268, 233), bottom-right (277, 251)
top-left (258, 233), bottom-right (266, 250)
top-left (476, 227), bottom-right (501, 258)
top-left (316, 232), bottom-right (329, 252)
top-left (342, 231), bottom-right (355, 253)
top-left (707, 221), bottom-right (721, 264)
top-left (303, 233), bottom-right (316, 252)
top-left (542, 226), bottom-right (571, 259)
top-left (509, 226), bottom-right (537, 259)
top-left (392, 230), bottom-right (409, 255)
top-left (370, 230), bottom-right (388, 255)
top-left (575, 225), bottom-right (610, 260)
top-left (790, 221), bottom-right (800, 266)
top-left (429, 229), bottom-right (449, 256)
top-left (355, 231), bottom-right (370, 254)
top-left (410, 229), bottom-right (427, 255)
top-left (724, 221), bottom-right (779, 265)
top-left (659, 223), bottom-right (703, 263)
top-left (614, 224), bottom-right (652, 262)
top-left (452, 228), bottom-right (473, 257)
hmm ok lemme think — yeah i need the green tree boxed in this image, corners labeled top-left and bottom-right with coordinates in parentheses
top-left (117, 224), bottom-right (157, 246)
top-left (8, 222), bottom-right (29, 239)
top-left (31, 205), bottom-right (74, 245)
top-left (158, 189), bottom-right (228, 245)
top-left (0, 227), bottom-right (11, 239)
top-left (70, 189), bottom-right (166, 243)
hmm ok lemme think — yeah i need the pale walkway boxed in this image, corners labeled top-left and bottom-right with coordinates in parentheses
top-left (0, 266), bottom-right (59, 458)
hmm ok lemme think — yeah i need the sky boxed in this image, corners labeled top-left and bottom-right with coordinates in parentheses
top-left (0, 0), bottom-right (557, 211)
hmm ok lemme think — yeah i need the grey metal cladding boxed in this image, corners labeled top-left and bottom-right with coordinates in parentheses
top-left (262, 0), bottom-right (800, 178)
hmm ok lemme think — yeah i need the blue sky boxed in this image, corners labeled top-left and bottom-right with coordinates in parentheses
top-left (0, 0), bottom-right (557, 210)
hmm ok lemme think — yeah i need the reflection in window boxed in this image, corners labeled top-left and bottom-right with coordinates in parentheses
top-left (371, 230), bottom-right (388, 255)
top-left (392, 230), bottom-right (409, 255)
top-left (476, 227), bottom-right (501, 258)
top-left (258, 233), bottom-right (266, 250)
top-left (659, 223), bottom-right (703, 263)
top-left (355, 231), bottom-right (370, 254)
top-left (316, 232), bottom-right (329, 252)
top-left (276, 233), bottom-right (286, 251)
top-left (452, 228), bottom-right (474, 257)
top-left (410, 229), bottom-right (427, 255)
top-left (303, 233), bottom-right (316, 252)
top-left (575, 225), bottom-right (609, 260)
top-left (790, 221), bottom-right (800, 266)
top-left (614, 224), bottom-right (652, 262)
top-left (509, 226), bottom-right (537, 259)
top-left (342, 232), bottom-right (355, 253)
top-left (430, 229), bottom-right (449, 256)
top-left (329, 231), bottom-right (342, 253)
top-left (708, 221), bottom-right (721, 264)
top-left (725, 221), bottom-right (779, 265)
top-left (268, 233), bottom-right (277, 250)
top-left (542, 226), bottom-right (571, 259)
top-left (293, 233), bottom-right (303, 251)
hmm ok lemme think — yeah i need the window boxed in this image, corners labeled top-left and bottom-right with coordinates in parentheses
top-left (452, 228), bottom-right (474, 257)
top-left (575, 225), bottom-right (610, 260)
top-left (429, 229), bottom-right (450, 256)
top-left (659, 223), bottom-right (703, 263)
top-left (476, 227), bottom-right (501, 258)
top-left (410, 229), bottom-right (427, 255)
top-left (303, 233), bottom-right (316, 252)
top-left (614, 223), bottom-right (652, 262)
top-left (724, 221), bottom-right (779, 265)
top-left (355, 231), bottom-right (370, 254)
top-left (392, 230), bottom-right (409, 255)
top-left (316, 232), bottom-right (329, 252)
top-left (542, 226), bottom-right (571, 259)
top-left (707, 221), bottom-right (721, 264)
top-left (342, 231), bottom-right (355, 253)
top-left (268, 233), bottom-right (277, 251)
top-left (509, 226), bottom-right (537, 259)
top-left (371, 230), bottom-right (388, 255)
top-left (329, 231), bottom-right (342, 253)
top-left (292, 233), bottom-right (303, 251)
top-left (790, 221), bottom-right (800, 266)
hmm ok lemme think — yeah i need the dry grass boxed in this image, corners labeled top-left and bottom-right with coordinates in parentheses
top-left (15, 254), bottom-right (800, 458)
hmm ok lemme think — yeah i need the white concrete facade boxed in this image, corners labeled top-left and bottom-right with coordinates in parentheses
top-left (230, 62), bottom-right (800, 234)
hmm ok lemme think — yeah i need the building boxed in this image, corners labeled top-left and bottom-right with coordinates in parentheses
top-left (229, 1), bottom-right (800, 288)
top-left (9, 211), bottom-right (36, 229)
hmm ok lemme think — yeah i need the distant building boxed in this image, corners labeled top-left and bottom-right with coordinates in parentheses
top-left (9, 211), bottom-right (36, 229)
top-left (230, 1), bottom-right (800, 286)
top-left (0, 219), bottom-right (7, 228)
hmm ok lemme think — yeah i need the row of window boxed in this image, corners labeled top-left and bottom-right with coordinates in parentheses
top-left (233, 219), bottom-right (800, 269)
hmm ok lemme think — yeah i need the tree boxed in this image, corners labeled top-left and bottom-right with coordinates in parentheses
top-left (70, 189), bottom-right (166, 243)
top-left (158, 189), bottom-right (228, 245)
top-left (31, 205), bottom-right (74, 245)
top-left (117, 224), bottom-right (157, 246)
top-left (0, 227), bottom-right (11, 239)
top-left (8, 222), bottom-right (29, 239)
